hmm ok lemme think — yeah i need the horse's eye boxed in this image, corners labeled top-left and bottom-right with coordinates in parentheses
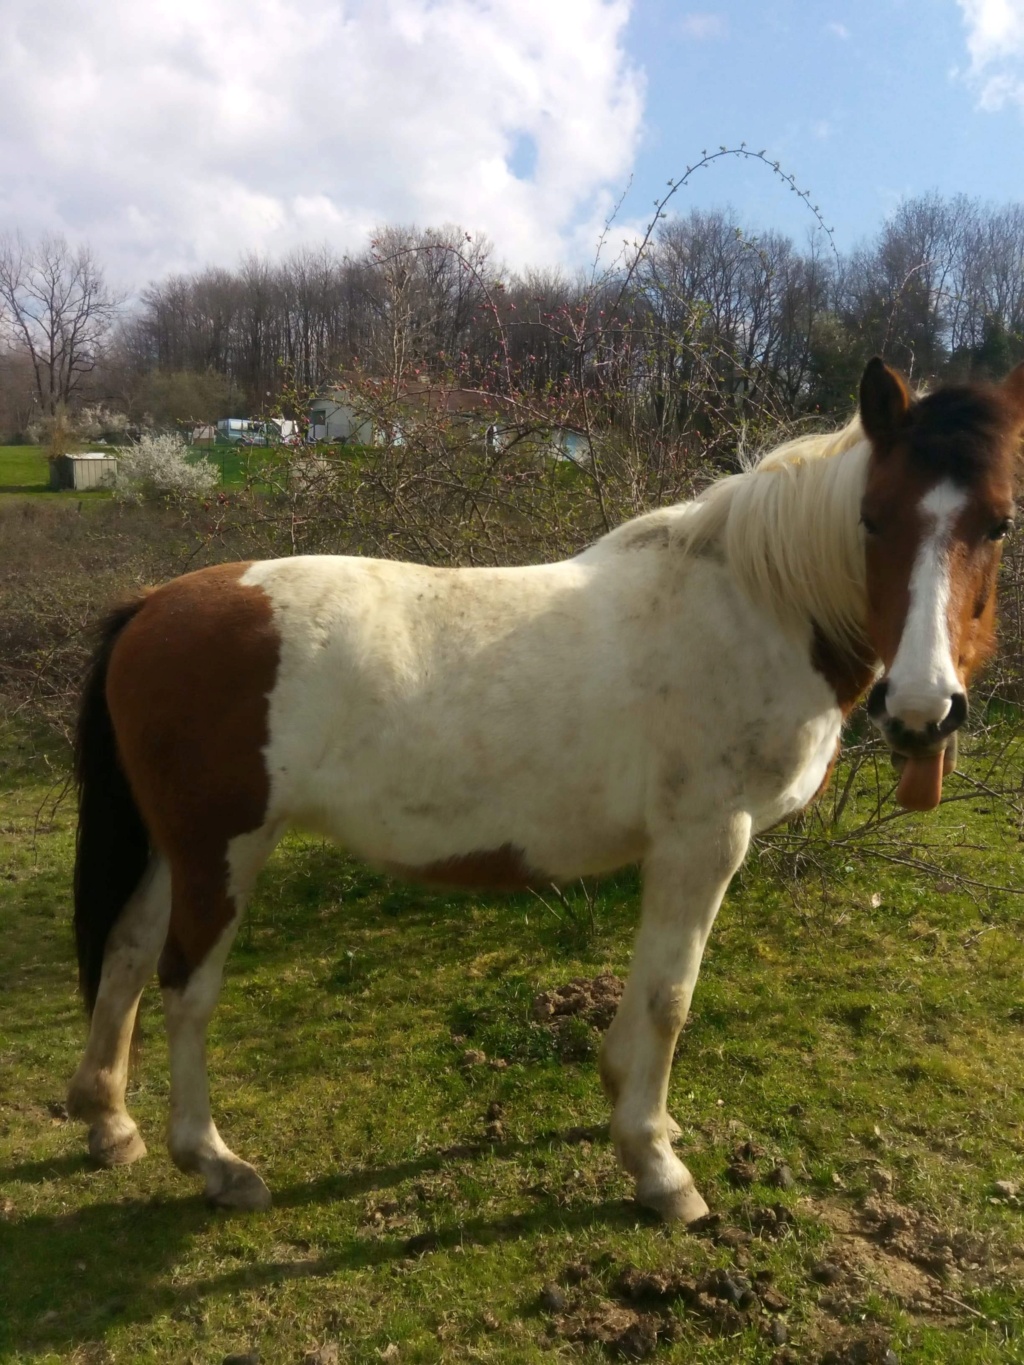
top-left (860, 513), bottom-right (879, 536)
top-left (988, 519), bottom-right (1014, 541)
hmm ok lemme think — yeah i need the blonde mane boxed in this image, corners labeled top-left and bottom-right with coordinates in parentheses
top-left (683, 415), bottom-right (871, 650)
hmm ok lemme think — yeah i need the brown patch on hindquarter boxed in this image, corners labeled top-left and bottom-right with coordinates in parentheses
top-left (388, 842), bottom-right (548, 891)
top-left (105, 562), bottom-right (280, 982)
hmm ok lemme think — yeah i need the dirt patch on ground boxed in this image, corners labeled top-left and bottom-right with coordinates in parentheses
top-left (790, 1190), bottom-right (1020, 1357)
top-left (806, 1191), bottom-right (998, 1319)
top-left (533, 974), bottom-right (624, 1029)
top-left (539, 1251), bottom-right (789, 1359)
top-left (542, 1254), bottom-right (908, 1363)
top-left (536, 1188), bottom-right (1019, 1361)
top-left (857, 1194), bottom-right (986, 1277)
top-left (545, 1266), bottom-right (765, 1358)
top-left (805, 1199), bottom-right (940, 1310)
top-left (532, 975), bottom-right (624, 1061)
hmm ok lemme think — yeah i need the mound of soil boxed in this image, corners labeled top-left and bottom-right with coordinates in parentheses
top-left (533, 974), bottom-right (624, 1029)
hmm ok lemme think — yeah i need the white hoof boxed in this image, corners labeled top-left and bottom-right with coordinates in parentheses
top-left (88, 1118), bottom-right (148, 1168)
top-left (636, 1177), bottom-right (709, 1224)
top-left (204, 1160), bottom-right (272, 1211)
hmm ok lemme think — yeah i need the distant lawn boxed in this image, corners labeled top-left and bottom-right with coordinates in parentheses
top-left (0, 442), bottom-right (301, 498)
top-left (0, 445), bottom-right (236, 498)
top-left (0, 446), bottom-right (115, 502)
top-left (193, 444), bottom-right (257, 488)
top-left (0, 445), bottom-right (50, 492)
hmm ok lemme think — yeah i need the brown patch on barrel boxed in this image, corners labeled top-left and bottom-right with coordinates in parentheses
top-left (104, 562), bottom-right (280, 983)
top-left (390, 842), bottom-right (548, 891)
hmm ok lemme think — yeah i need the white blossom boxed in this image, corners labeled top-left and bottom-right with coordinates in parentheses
top-left (115, 432), bottom-right (218, 504)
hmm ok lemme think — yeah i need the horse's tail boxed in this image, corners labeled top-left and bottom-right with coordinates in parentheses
top-left (74, 597), bottom-right (151, 1014)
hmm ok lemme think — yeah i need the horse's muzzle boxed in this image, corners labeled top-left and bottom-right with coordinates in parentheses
top-left (866, 681), bottom-right (967, 759)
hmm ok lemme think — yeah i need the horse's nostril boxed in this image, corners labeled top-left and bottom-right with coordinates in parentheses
top-left (866, 679), bottom-right (889, 719)
top-left (941, 692), bottom-right (968, 736)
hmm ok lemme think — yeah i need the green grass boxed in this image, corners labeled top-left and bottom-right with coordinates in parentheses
top-left (3, 717), bottom-right (1024, 1362)
top-left (0, 445), bottom-right (119, 503)
top-left (0, 446), bottom-right (50, 492)
top-left (0, 445), bottom-right (245, 499)
top-left (190, 444), bottom-right (254, 488)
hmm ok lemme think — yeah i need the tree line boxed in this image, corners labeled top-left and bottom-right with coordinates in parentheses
top-left (2, 192), bottom-right (1024, 452)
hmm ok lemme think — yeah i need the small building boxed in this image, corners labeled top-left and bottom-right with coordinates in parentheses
top-left (307, 395), bottom-right (375, 445)
top-left (216, 417), bottom-right (298, 446)
top-left (307, 382), bottom-right (590, 461)
top-left (49, 453), bottom-right (118, 491)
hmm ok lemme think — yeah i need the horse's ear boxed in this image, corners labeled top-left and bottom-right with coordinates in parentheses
top-left (860, 357), bottom-right (910, 444)
top-left (1000, 361), bottom-right (1024, 427)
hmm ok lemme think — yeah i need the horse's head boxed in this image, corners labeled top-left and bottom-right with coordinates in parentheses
top-left (858, 357), bottom-right (1024, 810)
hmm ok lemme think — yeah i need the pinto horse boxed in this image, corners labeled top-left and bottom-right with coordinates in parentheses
top-left (68, 359), bottom-right (1024, 1222)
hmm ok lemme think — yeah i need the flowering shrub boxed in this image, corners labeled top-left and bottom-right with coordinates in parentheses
top-left (115, 432), bottom-right (218, 504)
top-left (26, 404), bottom-right (130, 448)
top-left (74, 405), bottom-right (130, 440)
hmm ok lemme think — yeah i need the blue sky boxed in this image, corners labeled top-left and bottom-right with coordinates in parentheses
top-left (0, 0), bottom-right (1021, 283)
top-left (619, 0), bottom-right (1023, 253)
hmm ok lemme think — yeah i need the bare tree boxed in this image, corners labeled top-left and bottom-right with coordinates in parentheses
top-left (0, 233), bottom-right (123, 416)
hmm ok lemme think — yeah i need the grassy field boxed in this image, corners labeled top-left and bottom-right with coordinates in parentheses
top-left (0, 445), bottom-right (252, 499)
top-left (0, 446), bottom-right (52, 492)
top-left (3, 715), bottom-right (1024, 1364)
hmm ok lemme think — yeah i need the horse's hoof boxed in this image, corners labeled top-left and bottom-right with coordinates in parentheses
top-left (637, 1179), bottom-right (709, 1224)
top-left (205, 1162), bottom-right (272, 1211)
top-left (88, 1122), bottom-right (147, 1168)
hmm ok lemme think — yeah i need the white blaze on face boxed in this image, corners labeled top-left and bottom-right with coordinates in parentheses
top-left (885, 481), bottom-right (966, 732)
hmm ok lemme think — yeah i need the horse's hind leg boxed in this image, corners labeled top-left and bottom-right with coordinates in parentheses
top-left (67, 857), bottom-right (171, 1165)
top-left (161, 827), bottom-right (278, 1210)
top-left (600, 814), bottom-right (751, 1222)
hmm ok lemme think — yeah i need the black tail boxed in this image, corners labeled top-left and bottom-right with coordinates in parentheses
top-left (74, 598), bottom-right (151, 1013)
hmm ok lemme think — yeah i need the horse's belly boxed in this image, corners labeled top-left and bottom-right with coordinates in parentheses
top-left (277, 743), bottom-right (647, 886)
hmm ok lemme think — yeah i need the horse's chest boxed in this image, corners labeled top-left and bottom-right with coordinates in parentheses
top-left (678, 648), bottom-right (843, 828)
top-left (743, 706), bottom-right (843, 830)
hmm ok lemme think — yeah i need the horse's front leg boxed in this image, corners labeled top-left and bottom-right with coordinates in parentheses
top-left (600, 812), bottom-right (751, 1222)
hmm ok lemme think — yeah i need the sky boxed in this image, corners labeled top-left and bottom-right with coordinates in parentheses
top-left (0, 0), bottom-right (1022, 289)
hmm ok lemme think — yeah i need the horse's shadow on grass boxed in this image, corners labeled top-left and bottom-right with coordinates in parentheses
top-left (0, 1126), bottom-right (651, 1357)
top-left (0, 1152), bottom-right (93, 1184)
top-left (275, 1122), bottom-right (612, 1206)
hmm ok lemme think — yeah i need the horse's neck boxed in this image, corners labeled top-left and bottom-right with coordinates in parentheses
top-left (725, 438), bottom-right (872, 662)
top-left (810, 625), bottom-right (879, 715)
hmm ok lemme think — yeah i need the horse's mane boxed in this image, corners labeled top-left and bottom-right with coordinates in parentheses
top-left (682, 415), bottom-right (871, 651)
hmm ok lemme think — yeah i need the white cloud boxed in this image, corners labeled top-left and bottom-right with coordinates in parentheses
top-left (956, 0), bottom-right (1024, 109)
top-left (826, 21), bottom-right (850, 40)
top-left (0, 0), bottom-right (644, 285)
top-left (678, 13), bottom-right (728, 40)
